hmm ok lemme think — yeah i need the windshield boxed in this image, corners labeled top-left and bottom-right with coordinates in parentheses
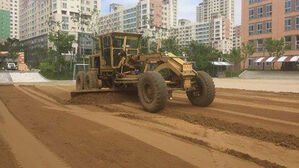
top-left (126, 38), bottom-right (139, 49)
top-left (112, 36), bottom-right (124, 48)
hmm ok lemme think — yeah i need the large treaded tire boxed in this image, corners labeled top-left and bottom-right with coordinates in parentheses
top-left (187, 71), bottom-right (215, 107)
top-left (85, 71), bottom-right (99, 90)
top-left (76, 71), bottom-right (86, 91)
top-left (138, 71), bottom-right (168, 113)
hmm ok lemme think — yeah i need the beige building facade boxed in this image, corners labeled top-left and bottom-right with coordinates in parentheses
top-left (241, 0), bottom-right (299, 70)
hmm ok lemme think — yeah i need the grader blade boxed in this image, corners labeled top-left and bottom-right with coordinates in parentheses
top-left (70, 88), bottom-right (120, 98)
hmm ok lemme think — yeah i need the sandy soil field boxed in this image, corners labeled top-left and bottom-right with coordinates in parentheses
top-left (0, 82), bottom-right (298, 168)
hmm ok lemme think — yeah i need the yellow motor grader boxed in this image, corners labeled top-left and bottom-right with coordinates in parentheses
top-left (72, 32), bottom-right (215, 112)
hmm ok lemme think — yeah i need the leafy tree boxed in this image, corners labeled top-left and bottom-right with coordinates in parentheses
top-left (48, 31), bottom-right (75, 55)
top-left (241, 42), bottom-right (256, 69)
top-left (224, 48), bottom-right (242, 70)
top-left (264, 38), bottom-right (285, 57)
top-left (185, 41), bottom-right (221, 72)
top-left (160, 36), bottom-right (181, 55)
top-left (0, 38), bottom-right (23, 60)
top-left (140, 36), bottom-right (157, 54)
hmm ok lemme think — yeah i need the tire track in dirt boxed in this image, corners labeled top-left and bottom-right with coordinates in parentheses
top-left (173, 95), bottom-right (299, 130)
top-left (0, 85), bottom-right (201, 168)
top-left (0, 98), bottom-right (71, 168)
top-left (0, 134), bottom-right (19, 168)
top-left (102, 104), bottom-right (298, 168)
top-left (13, 85), bottom-right (263, 168)
top-left (27, 84), bottom-right (299, 149)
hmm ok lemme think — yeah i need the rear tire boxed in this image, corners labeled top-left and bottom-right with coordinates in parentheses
top-left (76, 71), bottom-right (86, 91)
top-left (85, 71), bottom-right (99, 90)
top-left (187, 71), bottom-right (215, 107)
top-left (138, 71), bottom-right (168, 113)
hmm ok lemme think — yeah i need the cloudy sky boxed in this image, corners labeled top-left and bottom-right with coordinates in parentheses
top-left (101, 0), bottom-right (242, 25)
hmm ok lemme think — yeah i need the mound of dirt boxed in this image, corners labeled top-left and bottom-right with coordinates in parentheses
top-left (70, 91), bottom-right (139, 105)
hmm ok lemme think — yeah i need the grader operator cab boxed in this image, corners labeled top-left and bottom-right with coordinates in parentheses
top-left (72, 32), bottom-right (215, 112)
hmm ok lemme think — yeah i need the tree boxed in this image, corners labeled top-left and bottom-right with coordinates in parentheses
top-left (225, 48), bottom-right (242, 70)
top-left (241, 42), bottom-right (256, 69)
top-left (48, 31), bottom-right (75, 56)
top-left (264, 38), bottom-right (285, 57)
top-left (48, 31), bottom-right (75, 76)
top-left (185, 41), bottom-right (221, 72)
top-left (0, 38), bottom-right (23, 60)
top-left (160, 36), bottom-right (181, 55)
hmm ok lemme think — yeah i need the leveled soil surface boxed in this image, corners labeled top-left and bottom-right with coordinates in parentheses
top-left (1, 83), bottom-right (299, 168)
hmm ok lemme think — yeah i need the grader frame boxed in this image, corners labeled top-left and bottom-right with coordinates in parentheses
top-left (73, 32), bottom-right (215, 112)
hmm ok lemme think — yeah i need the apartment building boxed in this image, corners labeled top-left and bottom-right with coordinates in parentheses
top-left (0, 0), bottom-right (10, 40)
top-left (209, 15), bottom-right (232, 53)
top-left (20, 0), bottom-right (101, 58)
top-left (0, 0), bottom-right (19, 39)
top-left (171, 19), bottom-right (209, 46)
top-left (98, 0), bottom-right (177, 39)
top-left (232, 25), bottom-right (241, 48)
top-left (241, 0), bottom-right (299, 70)
top-left (196, 0), bottom-right (235, 24)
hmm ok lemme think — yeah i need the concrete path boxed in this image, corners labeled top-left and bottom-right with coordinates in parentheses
top-left (214, 78), bottom-right (299, 93)
top-left (0, 72), bottom-right (48, 83)
top-left (239, 70), bottom-right (299, 80)
top-left (0, 73), bottom-right (12, 83)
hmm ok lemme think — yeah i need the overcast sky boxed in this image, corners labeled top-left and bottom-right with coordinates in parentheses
top-left (101, 0), bottom-right (242, 26)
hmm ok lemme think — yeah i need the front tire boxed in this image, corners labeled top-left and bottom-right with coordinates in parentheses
top-left (187, 71), bottom-right (215, 107)
top-left (76, 71), bottom-right (86, 91)
top-left (85, 71), bottom-right (99, 90)
top-left (138, 71), bottom-right (168, 113)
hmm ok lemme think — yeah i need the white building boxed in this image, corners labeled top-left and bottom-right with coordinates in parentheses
top-left (171, 19), bottom-right (209, 46)
top-left (232, 25), bottom-right (241, 48)
top-left (197, 0), bottom-right (235, 24)
top-left (20, 0), bottom-right (101, 56)
top-left (0, 0), bottom-right (19, 39)
top-left (98, 0), bottom-right (177, 40)
top-left (209, 15), bottom-right (232, 53)
top-left (0, 0), bottom-right (9, 10)
top-left (196, 3), bottom-right (204, 23)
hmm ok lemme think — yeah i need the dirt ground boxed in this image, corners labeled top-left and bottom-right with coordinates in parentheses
top-left (0, 83), bottom-right (298, 168)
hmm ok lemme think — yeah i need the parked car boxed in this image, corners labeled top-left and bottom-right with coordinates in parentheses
top-left (7, 63), bottom-right (17, 70)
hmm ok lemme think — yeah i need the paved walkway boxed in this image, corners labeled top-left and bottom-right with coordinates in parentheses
top-left (214, 78), bottom-right (299, 93)
top-left (0, 72), bottom-right (48, 83)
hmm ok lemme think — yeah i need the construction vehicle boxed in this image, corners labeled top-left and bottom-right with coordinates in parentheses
top-left (72, 32), bottom-right (215, 112)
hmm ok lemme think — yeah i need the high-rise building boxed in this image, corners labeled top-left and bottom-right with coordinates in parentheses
top-left (241, 0), bottom-right (299, 70)
top-left (9, 0), bottom-right (19, 39)
top-left (171, 19), bottom-right (209, 46)
top-left (0, 0), bottom-right (19, 39)
top-left (0, 8), bottom-right (10, 40)
top-left (20, 0), bottom-right (101, 57)
top-left (209, 14), bottom-right (232, 53)
top-left (197, 0), bottom-right (235, 24)
top-left (98, 0), bottom-right (177, 39)
top-left (196, 3), bottom-right (204, 23)
top-left (232, 25), bottom-right (241, 48)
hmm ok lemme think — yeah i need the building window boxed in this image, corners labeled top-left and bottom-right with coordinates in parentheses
top-left (249, 24), bottom-right (254, 35)
top-left (296, 36), bottom-right (299, 49)
top-left (257, 39), bottom-right (264, 52)
top-left (249, 8), bottom-right (254, 19)
top-left (285, 18), bottom-right (292, 30)
top-left (285, 0), bottom-right (292, 12)
top-left (249, 0), bottom-right (255, 4)
top-left (257, 6), bottom-right (263, 18)
top-left (266, 21), bottom-right (272, 33)
top-left (257, 23), bottom-right (263, 34)
top-left (266, 4), bottom-right (272, 16)
top-left (296, 16), bottom-right (299, 29)
top-left (296, 0), bottom-right (299, 11)
top-left (285, 36), bottom-right (292, 50)
top-left (257, 0), bottom-right (262, 2)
